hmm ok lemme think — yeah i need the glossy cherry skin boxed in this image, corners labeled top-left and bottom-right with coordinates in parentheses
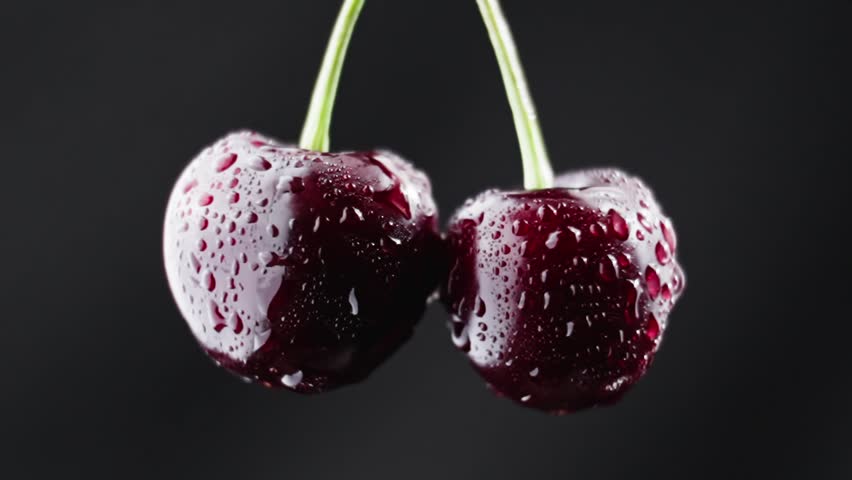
top-left (442, 169), bottom-right (684, 413)
top-left (164, 131), bottom-right (443, 393)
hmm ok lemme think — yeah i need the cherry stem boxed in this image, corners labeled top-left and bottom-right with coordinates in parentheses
top-left (476, 0), bottom-right (554, 190)
top-left (299, 0), bottom-right (366, 152)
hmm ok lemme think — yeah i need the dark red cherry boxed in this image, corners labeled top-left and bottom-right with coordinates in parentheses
top-left (164, 131), bottom-right (443, 392)
top-left (442, 168), bottom-right (684, 413)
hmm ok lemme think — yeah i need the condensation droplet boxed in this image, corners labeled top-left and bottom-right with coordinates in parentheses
top-left (661, 221), bottom-right (677, 253)
top-left (545, 231), bottom-right (559, 249)
top-left (511, 219), bottom-right (529, 236)
top-left (656, 242), bottom-right (671, 264)
top-left (183, 179), bottom-right (198, 194)
top-left (198, 193), bottom-right (214, 206)
top-left (609, 209), bottom-right (629, 240)
top-left (281, 370), bottom-right (303, 388)
top-left (202, 270), bottom-right (216, 292)
top-left (598, 255), bottom-right (619, 281)
top-left (248, 156), bottom-right (272, 171)
top-left (207, 300), bottom-right (225, 327)
top-left (190, 253), bottom-right (202, 273)
top-left (637, 213), bottom-right (653, 232)
top-left (672, 267), bottom-right (685, 293)
top-left (645, 266), bottom-right (660, 299)
top-left (228, 313), bottom-right (244, 334)
top-left (646, 314), bottom-right (660, 341)
top-left (475, 296), bottom-right (487, 317)
top-left (349, 288), bottom-right (359, 315)
top-left (625, 279), bottom-right (642, 322)
top-left (566, 226), bottom-right (582, 244)
top-left (215, 153), bottom-right (238, 173)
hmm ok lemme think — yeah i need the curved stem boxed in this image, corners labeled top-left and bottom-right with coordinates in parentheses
top-left (476, 0), bottom-right (554, 190)
top-left (299, 0), bottom-right (366, 152)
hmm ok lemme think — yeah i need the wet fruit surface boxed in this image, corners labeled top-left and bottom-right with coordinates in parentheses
top-left (164, 131), bottom-right (443, 392)
top-left (442, 169), bottom-right (684, 413)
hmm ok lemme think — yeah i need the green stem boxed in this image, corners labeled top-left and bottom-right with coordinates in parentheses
top-left (476, 0), bottom-right (554, 190)
top-left (299, 0), bottom-right (366, 152)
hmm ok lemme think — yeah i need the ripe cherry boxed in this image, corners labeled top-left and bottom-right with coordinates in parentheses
top-left (441, 0), bottom-right (685, 413)
top-left (163, 0), bottom-right (442, 392)
top-left (443, 169), bottom-right (683, 412)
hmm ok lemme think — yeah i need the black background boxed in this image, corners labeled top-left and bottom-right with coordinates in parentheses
top-left (2, 1), bottom-right (850, 478)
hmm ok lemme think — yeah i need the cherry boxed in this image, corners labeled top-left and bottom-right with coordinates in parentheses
top-left (440, 0), bottom-right (685, 413)
top-left (164, 132), bottom-right (441, 391)
top-left (163, 0), bottom-right (443, 392)
top-left (443, 169), bottom-right (684, 412)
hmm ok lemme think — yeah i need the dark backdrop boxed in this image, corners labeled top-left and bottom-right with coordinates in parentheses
top-left (2, 1), bottom-right (850, 478)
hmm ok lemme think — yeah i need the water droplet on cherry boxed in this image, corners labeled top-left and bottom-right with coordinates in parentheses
top-left (545, 231), bottom-right (559, 249)
top-left (248, 156), bottom-right (272, 171)
top-left (348, 288), bottom-right (359, 315)
top-left (199, 193), bottom-right (214, 207)
top-left (215, 153), bottom-right (238, 173)
top-left (655, 242), bottom-right (671, 264)
top-left (281, 370), bottom-right (303, 388)
top-left (645, 266), bottom-right (660, 299)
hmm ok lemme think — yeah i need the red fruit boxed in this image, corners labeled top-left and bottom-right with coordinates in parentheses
top-left (164, 131), bottom-right (443, 392)
top-left (442, 168), bottom-right (684, 413)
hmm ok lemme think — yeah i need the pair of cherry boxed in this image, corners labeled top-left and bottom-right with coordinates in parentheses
top-left (163, 0), bottom-right (684, 414)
